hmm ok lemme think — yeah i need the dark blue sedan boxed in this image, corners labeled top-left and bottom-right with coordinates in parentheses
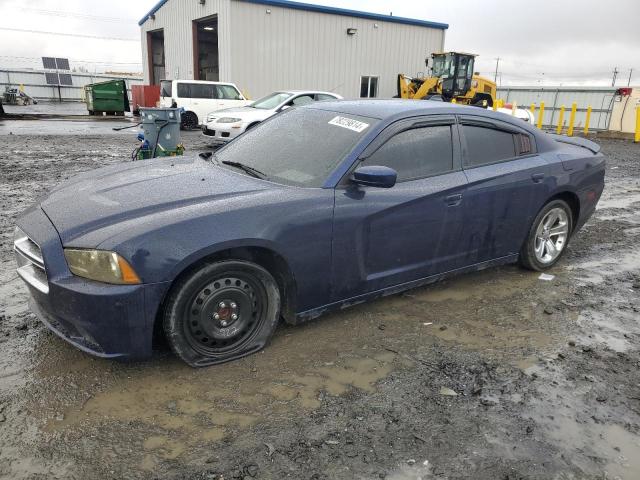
top-left (14, 100), bottom-right (605, 367)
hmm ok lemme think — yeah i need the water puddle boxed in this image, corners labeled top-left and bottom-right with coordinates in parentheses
top-left (43, 350), bottom-right (396, 466)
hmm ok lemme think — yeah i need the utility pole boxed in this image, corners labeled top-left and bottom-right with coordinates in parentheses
top-left (494, 57), bottom-right (500, 84)
top-left (628, 68), bottom-right (634, 86)
top-left (611, 67), bottom-right (619, 87)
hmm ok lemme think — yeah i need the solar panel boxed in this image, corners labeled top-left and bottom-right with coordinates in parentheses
top-left (58, 73), bottom-right (73, 85)
top-left (42, 57), bottom-right (57, 69)
top-left (55, 58), bottom-right (70, 70)
top-left (44, 72), bottom-right (59, 85)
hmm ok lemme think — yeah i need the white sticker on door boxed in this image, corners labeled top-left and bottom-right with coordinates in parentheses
top-left (328, 116), bottom-right (369, 133)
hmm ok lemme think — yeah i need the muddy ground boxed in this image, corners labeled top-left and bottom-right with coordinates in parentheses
top-left (0, 126), bottom-right (639, 480)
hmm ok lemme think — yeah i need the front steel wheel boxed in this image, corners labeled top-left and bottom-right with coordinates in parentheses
top-left (520, 199), bottom-right (573, 271)
top-left (163, 260), bottom-right (280, 367)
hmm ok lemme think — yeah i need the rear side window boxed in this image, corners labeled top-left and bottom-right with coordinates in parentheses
top-left (463, 125), bottom-right (517, 167)
top-left (191, 83), bottom-right (216, 99)
top-left (160, 80), bottom-right (172, 97)
top-left (364, 125), bottom-right (454, 181)
top-left (177, 82), bottom-right (191, 98)
top-left (517, 133), bottom-right (532, 155)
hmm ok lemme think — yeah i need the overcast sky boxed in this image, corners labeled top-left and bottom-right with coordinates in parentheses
top-left (0, 0), bottom-right (638, 86)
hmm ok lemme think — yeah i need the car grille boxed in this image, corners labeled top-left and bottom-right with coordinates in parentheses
top-left (14, 228), bottom-right (49, 294)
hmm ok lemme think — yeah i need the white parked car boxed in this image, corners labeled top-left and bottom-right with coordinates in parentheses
top-left (159, 79), bottom-right (251, 129)
top-left (202, 90), bottom-right (342, 144)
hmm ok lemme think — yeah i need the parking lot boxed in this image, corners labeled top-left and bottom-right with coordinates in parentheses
top-left (1, 116), bottom-right (640, 479)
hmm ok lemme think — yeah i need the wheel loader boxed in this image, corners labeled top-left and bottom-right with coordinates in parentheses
top-left (397, 52), bottom-right (496, 107)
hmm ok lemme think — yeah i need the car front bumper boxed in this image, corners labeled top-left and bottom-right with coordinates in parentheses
top-left (201, 123), bottom-right (245, 143)
top-left (15, 206), bottom-right (169, 360)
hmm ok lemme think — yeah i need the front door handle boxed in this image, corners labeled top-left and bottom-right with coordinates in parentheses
top-left (531, 173), bottom-right (545, 183)
top-left (445, 193), bottom-right (463, 206)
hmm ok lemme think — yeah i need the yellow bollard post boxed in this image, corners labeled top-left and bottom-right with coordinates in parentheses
top-left (584, 106), bottom-right (592, 136)
top-left (451, 98), bottom-right (457, 104)
top-left (567, 102), bottom-right (577, 136)
top-left (556, 105), bottom-right (565, 135)
top-left (511, 101), bottom-right (517, 116)
top-left (530, 103), bottom-right (536, 117)
top-left (537, 102), bottom-right (545, 129)
top-left (635, 106), bottom-right (640, 143)
top-left (492, 99), bottom-right (498, 111)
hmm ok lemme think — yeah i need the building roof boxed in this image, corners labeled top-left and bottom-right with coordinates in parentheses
top-left (138, 0), bottom-right (449, 29)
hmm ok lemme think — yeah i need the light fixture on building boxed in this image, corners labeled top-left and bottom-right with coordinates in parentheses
top-left (373, 23), bottom-right (379, 28)
top-left (266, 8), bottom-right (271, 14)
top-left (346, 28), bottom-right (357, 35)
top-left (149, 14), bottom-right (155, 21)
top-left (203, 26), bottom-right (214, 30)
top-left (199, 0), bottom-right (206, 4)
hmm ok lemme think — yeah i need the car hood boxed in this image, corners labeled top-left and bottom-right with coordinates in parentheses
top-left (40, 155), bottom-right (274, 245)
top-left (208, 106), bottom-right (273, 123)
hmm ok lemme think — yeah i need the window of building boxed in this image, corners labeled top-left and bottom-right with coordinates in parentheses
top-left (363, 125), bottom-right (454, 181)
top-left (462, 125), bottom-right (517, 167)
top-left (360, 76), bottom-right (379, 98)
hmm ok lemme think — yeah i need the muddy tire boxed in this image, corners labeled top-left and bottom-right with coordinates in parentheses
top-left (181, 111), bottom-right (198, 130)
top-left (163, 260), bottom-right (280, 367)
top-left (520, 199), bottom-right (573, 271)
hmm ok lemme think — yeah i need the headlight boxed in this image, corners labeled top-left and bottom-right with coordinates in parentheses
top-left (216, 117), bottom-right (242, 123)
top-left (64, 249), bottom-right (141, 285)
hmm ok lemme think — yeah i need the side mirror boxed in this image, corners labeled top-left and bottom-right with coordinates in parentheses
top-left (351, 165), bottom-right (397, 188)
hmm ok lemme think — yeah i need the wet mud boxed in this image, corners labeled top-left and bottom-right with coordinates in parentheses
top-left (0, 132), bottom-right (639, 479)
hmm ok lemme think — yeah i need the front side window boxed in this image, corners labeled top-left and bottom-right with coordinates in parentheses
top-left (316, 94), bottom-right (336, 101)
top-left (215, 107), bottom-right (378, 187)
top-left (363, 125), bottom-right (454, 181)
top-left (360, 76), bottom-right (378, 98)
top-left (216, 84), bottom-right (242, 100)
top-left (291, 95), bottom-right (314, 106)
top-left (463, 125), bottom-right (517, 167)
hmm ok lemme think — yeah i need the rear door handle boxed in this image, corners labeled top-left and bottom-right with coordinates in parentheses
top-left (445, 193), bottom-right (463, 206)
top-left (531, 173), bottom-right (545, 183)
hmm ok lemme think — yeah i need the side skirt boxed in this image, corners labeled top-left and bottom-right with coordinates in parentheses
top-left (294, 254), bottom-right (519, 324)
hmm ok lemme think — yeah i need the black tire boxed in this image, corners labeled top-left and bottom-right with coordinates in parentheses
top-left (163, 260), bottom-right (280, 367)
top-left (181, 111), bottom-right (198, 130)
top-left (519, 199), bottom-right (573, 271)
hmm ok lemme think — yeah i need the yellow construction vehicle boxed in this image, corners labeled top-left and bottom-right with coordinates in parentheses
top-left (397, 52), bottom-right (496, 107)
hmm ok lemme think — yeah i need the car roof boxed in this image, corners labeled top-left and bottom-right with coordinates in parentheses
top-left (274, 90), bottom-right (340, 96)
top-left (305, 99), bottom-right (539, 132)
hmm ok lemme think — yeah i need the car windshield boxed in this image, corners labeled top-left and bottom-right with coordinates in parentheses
top-left (250, 92), bottom-right (294, 110)
top-left (215, 107), bottom-right (378, 187)
top-left (431, 54), bottom-right (455, 78)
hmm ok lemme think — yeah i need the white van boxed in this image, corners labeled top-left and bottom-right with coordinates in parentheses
top-left (159, 79), bottom-right (250, 128)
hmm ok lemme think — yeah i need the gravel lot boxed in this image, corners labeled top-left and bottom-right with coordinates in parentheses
top-left (0, 122), bottom-right (639, 480)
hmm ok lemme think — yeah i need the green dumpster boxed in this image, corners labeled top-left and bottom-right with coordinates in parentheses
top-left (84, 79), bottom-right (130, 116)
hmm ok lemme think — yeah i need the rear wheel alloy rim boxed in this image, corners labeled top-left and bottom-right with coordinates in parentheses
top-left (534, 207), bottom-right (569, 264)
top-left (184, 275), bottom-right (264, 356)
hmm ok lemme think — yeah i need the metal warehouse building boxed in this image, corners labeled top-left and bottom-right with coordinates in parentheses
top-left (139, 0), bottom-right (447, 99)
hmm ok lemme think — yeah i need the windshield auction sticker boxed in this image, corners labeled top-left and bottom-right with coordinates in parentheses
top-left (328, 116), bottom-right (369, 133)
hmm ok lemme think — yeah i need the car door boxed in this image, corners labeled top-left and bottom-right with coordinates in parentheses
top-left (331, 115), bottom-right (468, 301)
top-left (457, 115), bottom-right (552, 264)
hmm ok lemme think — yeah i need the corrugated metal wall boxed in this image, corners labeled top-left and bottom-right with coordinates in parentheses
top-left (0, 69), bottom-right (143, 102)
top-left (140, 0), bottom-right (233, 84)
top-left (228, 1), bottom-right (444, 99)
top-left (140, 0), bottom-right (445, 99)
top-left (496, 86), bottom-right (617, 131)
